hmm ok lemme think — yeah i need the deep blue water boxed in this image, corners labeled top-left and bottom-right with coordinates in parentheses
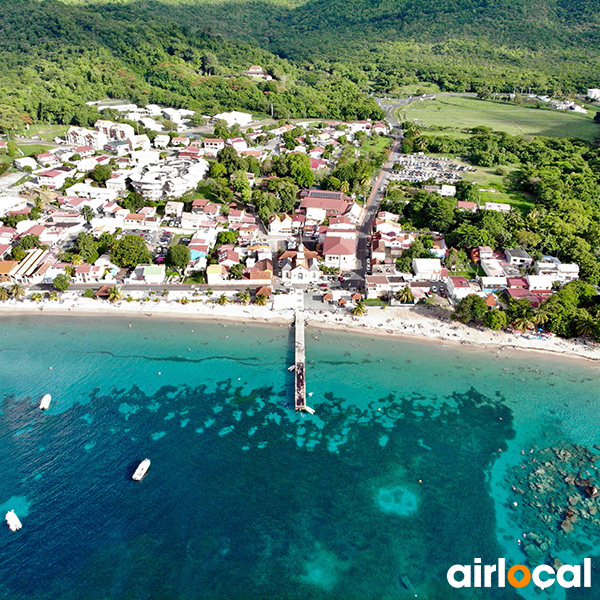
top-left (0, 316), bottom-right (599, 600)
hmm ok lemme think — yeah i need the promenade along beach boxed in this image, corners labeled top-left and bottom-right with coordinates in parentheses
top-left (0, 314), bottom-right (598, 600)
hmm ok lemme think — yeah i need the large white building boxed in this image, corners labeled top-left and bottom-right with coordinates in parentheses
top-left (212, 111), bottom-right (253, 127)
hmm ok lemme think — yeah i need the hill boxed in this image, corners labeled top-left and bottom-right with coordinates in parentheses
top-left (57, 0), bottom-right (600, 95)
top-left (0, 0), bottom-right (382, 129)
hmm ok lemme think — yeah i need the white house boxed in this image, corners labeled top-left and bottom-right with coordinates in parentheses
top-left (203, 138), bottom-right (225, 153)
top-left (446, 276), bottom-right (472, 300)
top-left (206, 264), bottom-right (227, 285)
top-left (212, 111), bottom-right (253, 127)
top-left (505, 248), bottom-right (533, 268)
top-left (154, 135), bottom-right (170, 148)
top-left (164, 201), bottom-right (185, 218)
top-left (412, 258), bottom-right (442, 281)
top-left (323, 236), bottom-right (356, 270)
top-left (525, 275), bottom-right (554, 292)
top-left (269, 214), bottom-right (293, 234)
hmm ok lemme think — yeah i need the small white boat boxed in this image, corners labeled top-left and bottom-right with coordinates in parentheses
top-left (5, 510), bottom-right (22, 532)
top-left (304, 406), bottom-right (316, 415)
top-left (39, 394), bottom-right (51, 410)
top-left (132, 458), bottom-right (151, 481)
top-left (288, 365), bottom-right (295, 371)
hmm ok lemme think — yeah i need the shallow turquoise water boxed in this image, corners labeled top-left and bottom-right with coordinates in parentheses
top-left (0, 315), bottom-right (598, 599)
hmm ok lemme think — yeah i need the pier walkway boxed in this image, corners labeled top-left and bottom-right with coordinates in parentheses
top-left (294, 310), bottom-right (314, 413)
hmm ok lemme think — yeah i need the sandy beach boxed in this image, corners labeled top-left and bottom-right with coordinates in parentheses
top-left (1, 293), bottom-right (598, 363)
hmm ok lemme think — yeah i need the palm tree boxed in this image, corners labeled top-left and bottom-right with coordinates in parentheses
top-left (48, 291), bottom-right (59, 301)
top-left (64, 265), bottom-right (75, 277)
top-left (108, 286), bottom-right (123, 303)
top-left (513, 317), bottom-right (534, 332)
top-left (395, 286), bottom-right (414, 304)
top-left (340, 180), bottom-right (350, 194)
top-left (216, 293), bottom-right (229, 306)
top-left (574, 314), bottom-right (595, 338)
top-left (352, 300), bottom-right (367, 316)
top-left (206, 287), bottom-right (214, 297)
top-left (80, 205), bottom-right (94, 224)
top-left (10, 284), bottom-right (24, 300)
top-left (0, 287), bottom-right (9, 301)
top-left (238, 291), bottom-right (250, 305)
top-left (31, 292), bottom-right (43, 303)
top-left (532, 309), bottom-right (550, 327)
top-left (71, 254), bottom-right (84, 266)
top-left (254, 293), bottom-right (268, 306)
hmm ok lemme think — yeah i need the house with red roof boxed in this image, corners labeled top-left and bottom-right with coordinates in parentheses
top-left (323, 236), bottom-right (356, 270)
top-left (75, 146), bottom-right (95, 158)
top-left (298, 190), bottom-right (351, 223)
top-left (446, 276), bottom-right (472, 300)
top-left (203, 138), bottom-right (225, 154)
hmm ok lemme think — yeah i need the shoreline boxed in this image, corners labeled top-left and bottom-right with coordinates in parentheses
top-left (1, 300), bottom-right (598, 365)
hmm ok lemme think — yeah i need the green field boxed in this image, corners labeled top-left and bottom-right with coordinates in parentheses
top-left (399, 95), bottom-right (600, 141)
top-left (459, 163), bottom-right (535, 213)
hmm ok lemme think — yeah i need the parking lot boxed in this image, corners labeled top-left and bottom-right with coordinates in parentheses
top-left (390, 155), bottom-right (476, 183)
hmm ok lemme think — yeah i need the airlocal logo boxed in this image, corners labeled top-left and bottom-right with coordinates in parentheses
top-left (447, 558), bottom-right (592, 590)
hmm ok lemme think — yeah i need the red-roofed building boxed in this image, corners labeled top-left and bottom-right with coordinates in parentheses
top-left (310, 158), bottom-right (328, 170)
top-left (323, 236), bottom-right (356, 270)
top-left (299, 190), bottom-right (351, 222)
top-left (506, 276), bottom-right (528, 289)
top-left (457, 201), bottom-right (478, 212)
top-left (75, 146), bottom-right (95, 157)
top-left (203, 138), bottom-right (225, 152)
top-left (179, 146), bottom-right (202, 160)
top-left (446, 276), bottom-right (471, 300)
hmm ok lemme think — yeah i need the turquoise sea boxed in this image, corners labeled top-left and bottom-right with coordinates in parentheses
top-left (0, 315), bottom-right (599, 600)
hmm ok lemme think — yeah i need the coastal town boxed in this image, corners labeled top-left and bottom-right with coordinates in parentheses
top-left (0, 89), bottom-right (597, 359)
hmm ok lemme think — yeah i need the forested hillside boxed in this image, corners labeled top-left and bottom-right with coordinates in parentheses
top-left (59, 0), bottom-right (600, 95)
top-left (0, 0), bottom-right (382, 127)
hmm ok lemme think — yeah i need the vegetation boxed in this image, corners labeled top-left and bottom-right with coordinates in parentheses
top-left (0, 0), bottom-right (382, 130)
top-left (165, 245), bottom-right (191, 272)
top-left (57, 0), bottom-right (600, 99)
top-left (401, 96), bottom-right (600, 142)
top-left (53, 273), bottom-right (71, 292)
top-left (108, 286), bottom-right (123, 303)
top-left (392, 128), bottom-right (600, 285)
top-left (110, 235), bottom-right (151, 269)
top-left (454, 282), bottom-right (600, 341)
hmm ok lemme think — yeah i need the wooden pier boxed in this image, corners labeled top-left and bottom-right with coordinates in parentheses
top-left (294, 310), bottom-right (314, 412)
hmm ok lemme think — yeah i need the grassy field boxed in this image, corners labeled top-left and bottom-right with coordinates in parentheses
top-left (359, 135), bottom-right (391, 157)
top-left (23, 124), bottom-right (68, 142)
top-left (399, 95), bottom-right (600, 141)
top-left (459, 163), bottom-right (535, 212)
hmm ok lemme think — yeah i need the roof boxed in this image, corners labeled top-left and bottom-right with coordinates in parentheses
top-left (322, 236), bottom-right (355, 256)
top-left (449, 276), bottom-right (469, 288)
top-left (506, 248), bottom-right (531, 259)
top-left (143, 265), bottom-right (164, 275)
top-left (206, 264), bottom-right (225, 275)
top-left (0, 261), bottom-right (19, 274)
top-left (255, 286), bottom-right (271, 297)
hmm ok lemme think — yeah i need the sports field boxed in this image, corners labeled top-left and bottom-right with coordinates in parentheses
top-left (399, 95), bottom-right (600, 141)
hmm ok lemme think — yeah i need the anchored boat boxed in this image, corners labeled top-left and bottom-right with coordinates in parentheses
top-left (39, 394), bottom-right (51, 410)
top-left (132, 459), bottom-right (151, 481)
top-left (5, 510), bottom-right (22, 532)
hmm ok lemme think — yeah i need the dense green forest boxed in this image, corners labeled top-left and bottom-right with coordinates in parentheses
top-left (59, 0), bottom-right (600, 95)
top-left (0, 0), bottom-right (382, 128)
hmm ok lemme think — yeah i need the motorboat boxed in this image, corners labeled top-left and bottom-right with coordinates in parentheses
top-left (132, 459), bottom-right (151, 481)
top-left (5, 510), bottom-right (22, 532)
top-left (39, 394), bottom-right (51, 410)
